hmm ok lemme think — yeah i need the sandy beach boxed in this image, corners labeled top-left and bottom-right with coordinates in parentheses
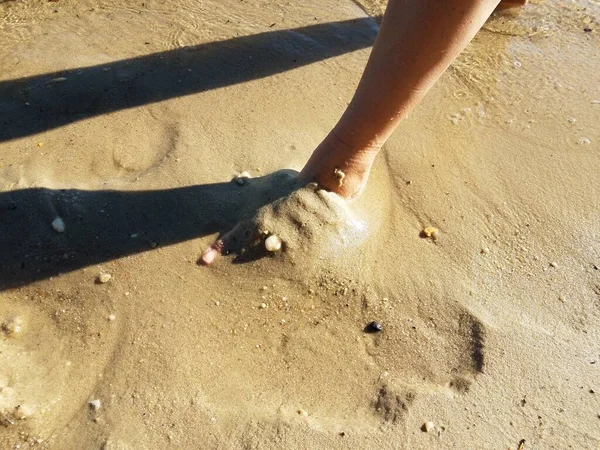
top-left (1, 0), bottom-right (599, 448)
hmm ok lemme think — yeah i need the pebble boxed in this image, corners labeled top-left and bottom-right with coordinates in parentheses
top-left (1, 316), bottom-right (24, 336)
top-left (481, 247), bottom-right (490, 255)
top-left (422, 226), bottom-right (439, 239)
top-left (265, 234), bottom-right (282, 252)
top-left (89, 399), bottom-right (101, 410)
top-left (98, 273), bottom-right (112, 283)
top-left (297, 409), bottom-right (308, 417)
top-left (364, 321), bottom-right (383, 333)
top-left (578, 137), bottom-right (591, 145)
top-left (235, 171), bottom-right (251, 185)
top-left (52, 217), bottom-right (66, 233)
top-left (108, 314), bottom-right (116, 321)
top-left (422, 421), bottom-right (435, 432)
top-left (260, 303), bottom-right (267, 309)
top-left (549, 262), bottom-right (557, 268)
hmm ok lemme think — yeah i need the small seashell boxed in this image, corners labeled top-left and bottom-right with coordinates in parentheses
top-left (333, 168), bottom-right (345, 187)
top-left (422, 421), bottom-right (435, 432)
top-left (52, 217), bottom-right (66, 233)
top-left (265, 234), bottom-right (282, 252)
top-left (578, 137), bottom-right (591, 145)
top-left (421, 226), bottom-right (438, 239)
top-left (98, 273), bottom-right (112, 284)
top-left (89, 399), bottom-right (101, 410)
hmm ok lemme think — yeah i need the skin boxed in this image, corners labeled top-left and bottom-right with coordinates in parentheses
top-left (202, 0), bottom-right (521, 265)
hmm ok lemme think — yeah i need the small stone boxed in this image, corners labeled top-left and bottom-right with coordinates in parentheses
top-left (108, 314), bottom-right (116, 321)
top-left (584, 27), bottom-right (592, 32)
top-left (558, 295), bottom-right (566, 303)
top-left (260, 303), bottom-right (267, 309)
top-left (52, 217), bottom-right (66, 233)
top-left (297, 409), bottom-right (308, 416)
top-left (234, 171), bottom-right (251, 185)
top-left (1, 316), bottom-right (24, 336)
top-left (215, 300), bottom-right (220, 306)
top-left (481, 247), bottom-right (490, 255)
top-left (422, 421), bottom-right (435, 432)
top-left (364, 321), bottom-right (383, 333)
top-left (89, 399), bottom-right (101, 410)
top-left (568, 117), bottom-right (577, 124)
top-left (98, 273), bottom-right (112, 283)
top-left (578, 137), bottom-right (591, 145)
top-left (421, 227), bottom-right (439, 239)
top-left (549, 262), bottom-right (557, 268)
top-left (265, 234), bottom-right (282, 252)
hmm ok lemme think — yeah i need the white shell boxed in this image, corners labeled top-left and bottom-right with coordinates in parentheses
top-left (264, 234), bottom-right (282, 252)
top-left (52, 217), bottom-right (65, 233)
top-left (423, 421), bottom-right (435, 432)
top-left (89, 399), bottom-right (101, 410)
top-left (98, 273), bottom-right (112, 283)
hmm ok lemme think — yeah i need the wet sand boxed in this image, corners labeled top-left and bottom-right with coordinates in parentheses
top-left (1, 0), bottom-right (599, 448)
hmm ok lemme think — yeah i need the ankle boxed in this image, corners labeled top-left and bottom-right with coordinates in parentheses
top-left (300, 132), bottom-right (379, 200)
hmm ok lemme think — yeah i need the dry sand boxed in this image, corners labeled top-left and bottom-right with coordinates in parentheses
top-left (0, 0), bottom-right (599, 448)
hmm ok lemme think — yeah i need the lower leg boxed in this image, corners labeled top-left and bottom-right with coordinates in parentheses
top-left (300, 0), bottom-right (501, 199)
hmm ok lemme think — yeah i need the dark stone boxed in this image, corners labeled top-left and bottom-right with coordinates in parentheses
top-left (364, 321), bottom-right (382, 333)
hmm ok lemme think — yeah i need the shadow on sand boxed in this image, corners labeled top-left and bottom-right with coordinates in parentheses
top-left (0, 17), bottom-right (380, 290)
top-left (0, 171), bottom-right (299, 290)
top-left (0, 17), bottom-right (378, 143)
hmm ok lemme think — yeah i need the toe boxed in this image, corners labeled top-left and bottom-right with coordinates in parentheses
top-left (200, 239), bottom-right (224, 266)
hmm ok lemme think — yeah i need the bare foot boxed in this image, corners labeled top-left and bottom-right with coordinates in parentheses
top-left (200, 182), bottom-right (364, 266)
top-left (201, 136), bottom-right (377, 266)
